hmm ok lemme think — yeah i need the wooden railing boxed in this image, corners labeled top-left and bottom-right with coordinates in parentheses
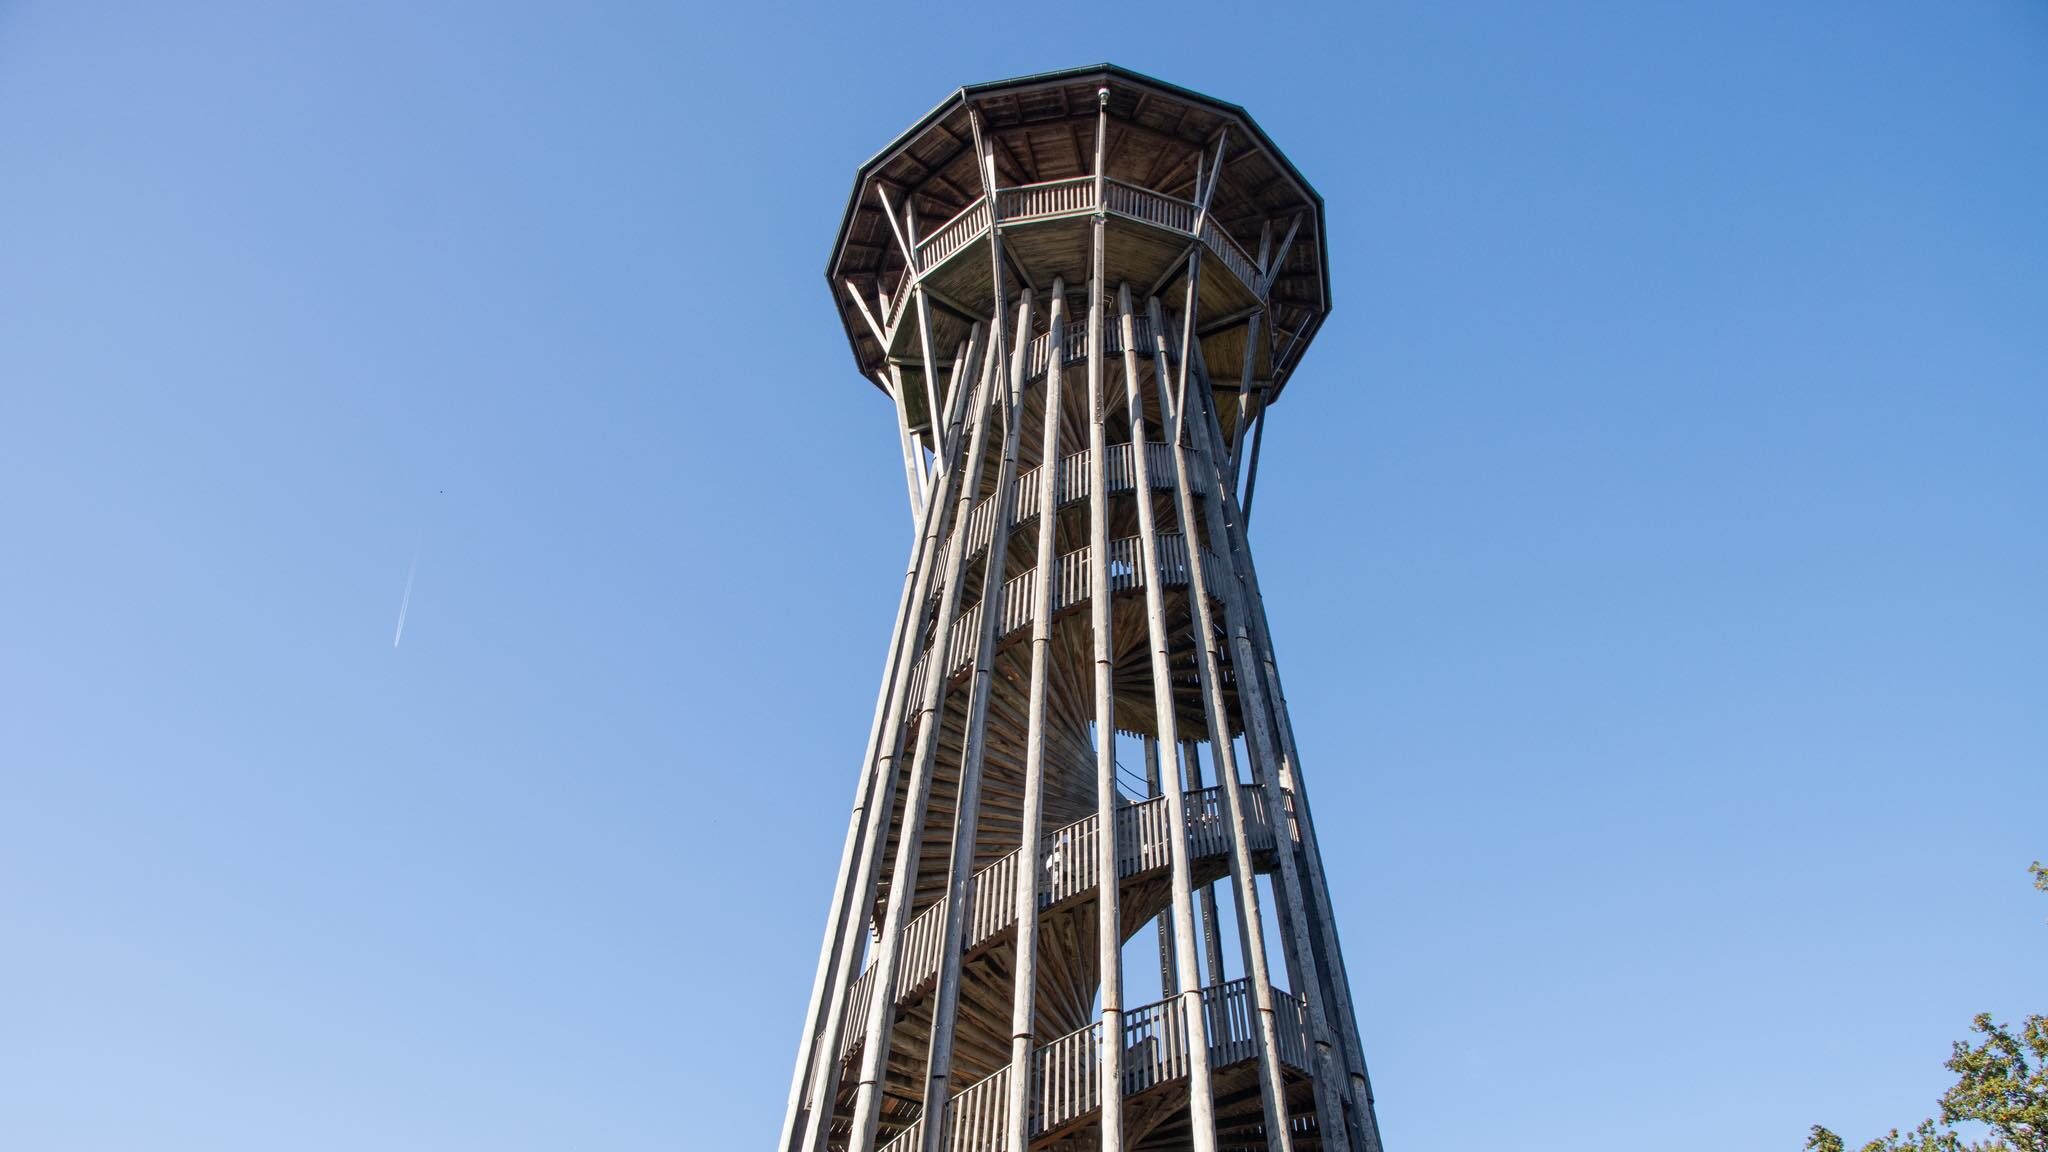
top-left (908, 527), bottom-right (1223, 704)
top-left (876, 178), bottom-right (1267, 342)
top-left (918, 198), bottom-right (994, 274)
top-left (1035, 1019), bottom-right (1104, 1133)
top-left (1199, 217), bottom-right (1261, 295)
top-left (1104, 178), bottom-right (1196, 233)
top-left (866, 979), bottom-right (1312, 1148)
top-left (996, 176), bottom-right (1094, 222)
top-left (838, 784), bottom-right (1275, 1065)
top-left (936, 440), bottom-right (1208, 583)
top-left (878, 1064), bottom-right (1010, 1152)
top-left (1021, 311), bottom-right (1155, 385)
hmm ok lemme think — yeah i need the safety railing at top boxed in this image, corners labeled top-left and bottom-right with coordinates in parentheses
top-left (875, 177), bottom-right (1265, 341)
top-left (995, 176), bottom-right (1095, 223)
top-left (1103, 178), bottom-right (1196, 233)
top-left (918, 198), bottom-right (995, 274)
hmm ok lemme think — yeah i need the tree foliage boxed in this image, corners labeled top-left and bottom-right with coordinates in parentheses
top-left (1807, 864), bottom-right (2046, 1152)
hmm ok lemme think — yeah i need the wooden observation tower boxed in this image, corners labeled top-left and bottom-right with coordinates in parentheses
top-left (781, 65), bottom-right (1381, 1152)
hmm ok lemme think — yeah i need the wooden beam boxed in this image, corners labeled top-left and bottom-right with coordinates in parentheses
top-left (1185, 343), bottom-right (1374, 1152)
top-left (1082, 132), bottom-right (1128, 1152)
top-left (920, 283), bottom-right (983, 327)
top-left (843, 280), bottom-right (886, 346)
top-left (1260, 213), bottom-right (1303, 298)
top-left (1152, 291), bottom-right (1293, 1151)
top-left (1002, 279), bottom-right (1068, 1152)
top-left (1117, 280), bottom-right (1216, 1152)
top-left (843, 332), bottom-right (1002, 1152)
top-left (1198, 304), bottom-right (1263, 339)
top-left (883, 366), bottom-right (927, 519)
top-left (919, 293), bottom-right (1033, 1152)
top-left (874, 183), bottom-right (918, 271)
top-left (1229, 302), bottom-right (1264, 483)
top-left (792, 323), bottom-right (985, 1152)
top-left (1145, 242), bottom-right (1200, 303)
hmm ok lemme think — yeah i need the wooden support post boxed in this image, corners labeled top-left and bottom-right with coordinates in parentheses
top-left (884, 366), bottom-right (927, 520)
top-left (1260, 212), bottom-right (1303, 299)
top-left (874, 183), bottom-right (916, 272)
top-left (776, 458), bottom-right (941, 1152)
top-left (845, 332), bottom-right (1005, 1152)
top-left (1002, 279), bottom-right (1067, 1152)
top-left (920, 293), bottom-right (1034, 1152)
top-left (1117, 281), bottom-right (1218, 1152)
top-left (797, 332), bottom-right (984, 1152)
top-left (1187, 338), bottom-right (1375, 1152)
top-left (878, 183), bottom-right (948, 465)
top-left (1180, 740), bottom-right (1227, 989)
top-left (1083, 178), bottom-right (1127, 1152)
top-left (845, 279), bottom-right (888, 347)
top-left (1145, 735), bottom-right (1177, 998)
top-left (1227, 312), bottom-right (1262, 486)
top-left (1149, 292), bottom-right (1294, 1152)
top-left (1190, 128), bottom-right (1229, 239)
top-left (913, 338), bottom-right (948, 471)
top-left (1241, 396), bottom-right (1269, 527)
top-left (1080, 88), bottom-right (1130, 1152)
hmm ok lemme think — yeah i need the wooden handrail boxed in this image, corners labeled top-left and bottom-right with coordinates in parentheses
top-left (891, 978), bottom-right (1311, 1140)
top-left (874, 178), bottom-right (1264, 350)
top-left (838, 784), bottom-right (1276, 1065)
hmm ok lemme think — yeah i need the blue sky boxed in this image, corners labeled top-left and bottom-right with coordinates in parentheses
top-left (2, 3), bottom-right (2042, 1150)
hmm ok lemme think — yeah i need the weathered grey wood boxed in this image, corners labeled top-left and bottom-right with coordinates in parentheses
top-left (1151, 293), bottom-right (1293, 1152)
top-left (1192, 128), bottom-right (1229, 232)
top-left (797, 69), bottom-right (1380, 1152)
top-left (1117, 280), bottom-right (1218, 1152)
top-left (844, 279), bottom-right (887, 346)
top-left (914, 151), bottom-right (1025, 1141)
top-left (1180, 740), bottom-right (1227, 987)
top-left (1084, 171), bottom-right (1127, 1152)
top-left (777, 453), bottom-right (940, 1152)
top-left (1260, 211), bottom-right (1304, 299)
top-left (1241, 394), bottom-right (1269, 526)
top-left (874, 183), bottom-right (917, 271)
top-left (1144, 735), bottom-right (1178, 997)
top-left (919, 293), bottom-right (1033, 1152)
top-left (1187, 339), bottom-right (1374, 1152)
top-left (845, 332), bottom-right (1003, 1152)
top-left (1227, 312), bottom-right (1262, 484)
top-left (903, 199), bottom-right (951, 466)
top-left (883, 367), bottom-right (926, 520)
top-left (796, 332), bottom-right (984, 1152)
top-left (1001, 279), bottom-right (1066, 1152)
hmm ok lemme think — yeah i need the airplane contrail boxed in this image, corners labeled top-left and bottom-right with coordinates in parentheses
top-left (393, 535), bottom-right (421, 648)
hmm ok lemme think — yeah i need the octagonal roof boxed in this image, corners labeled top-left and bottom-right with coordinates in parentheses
top-left (826, 64), bottom-right (1331, 407)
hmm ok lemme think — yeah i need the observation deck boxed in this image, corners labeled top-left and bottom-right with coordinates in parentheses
top-left (828, 65), bottom-right (1330, 449)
